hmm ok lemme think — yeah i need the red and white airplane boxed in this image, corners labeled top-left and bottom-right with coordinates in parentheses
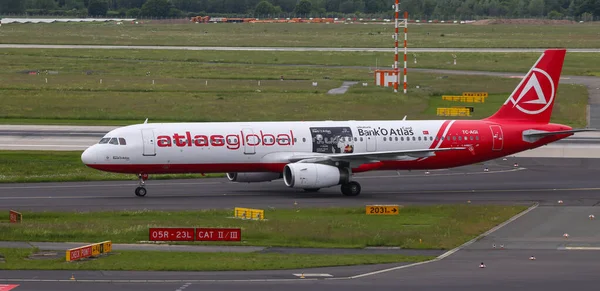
top-left (82, 49), bottom-right (594, 197)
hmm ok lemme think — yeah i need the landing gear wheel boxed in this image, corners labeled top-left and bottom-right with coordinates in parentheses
top-left (341, 181), bottom-right (361, 197)
top-left (135, 173), bottom-right (148, 197)
top-left (135, 187), bottom-right (147, 197)
top-left (303, 188), bottom-right (320, 192)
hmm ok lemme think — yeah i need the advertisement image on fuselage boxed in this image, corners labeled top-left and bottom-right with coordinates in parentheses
top-left (310, 127), bottom-right (354, 154)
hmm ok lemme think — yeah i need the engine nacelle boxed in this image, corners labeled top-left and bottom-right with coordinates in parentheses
top-left (226, 172), bottom-right (282, 183)
top-left (283, 163), bottom-right (350, 189)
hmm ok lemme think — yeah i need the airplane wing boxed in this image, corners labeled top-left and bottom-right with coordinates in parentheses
top-left (286, 147), bottom-right (467, 164)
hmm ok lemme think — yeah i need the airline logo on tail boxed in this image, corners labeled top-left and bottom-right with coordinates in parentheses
top-left (507, 68), bottom-right (555, 115)
top-left (487, 49), bottom-right (565, 124)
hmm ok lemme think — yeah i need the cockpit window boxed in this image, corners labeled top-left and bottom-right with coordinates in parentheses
top-left (99, 138), bottom-right (110, 144)
top-left (119, 138), bottom-right (127, 145)
top-left (109, 138), bottom-right (119, 145)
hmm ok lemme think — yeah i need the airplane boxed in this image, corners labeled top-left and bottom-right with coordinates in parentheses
top-left (81, 48), bottom-right (595, 197)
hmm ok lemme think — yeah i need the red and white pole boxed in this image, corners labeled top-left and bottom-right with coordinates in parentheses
top-left (403, 11), bottom-right (408, 94)
top-left (394, 0), bottom-right (399, 93)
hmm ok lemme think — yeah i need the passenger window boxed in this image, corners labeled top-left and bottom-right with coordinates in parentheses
top-left (395, 137), bottom-right (398, 141)
top-left (360, 137), bottom-right (363, 141)
top-left (119, 138), bottom-right (126, 145)
top-left (418, 137), bottom-right (421, 141)
top-left (470, 136), bottom-right (473, 140)
top-left (99, 138), bottom-right (110, 144)
top-left (458, 136), bottom-right (462, 141)
top-left (430, 136), bottom-right (433, 141)
top-left (452, 136), bottom-right (456, 141)
top-left (303, 138), bottom-right (306, 142)
top-left (383, 137), bottom-right (387, 141)
top-left (476, 136), bottom-right (480, 140)
top-left (109, 138), bottom-right (119, 145)
top-left (412, 136), bottom-right (415, 141)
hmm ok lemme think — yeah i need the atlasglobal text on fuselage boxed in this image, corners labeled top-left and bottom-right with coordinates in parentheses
top-left (81, 49), bottom-right (595, 197)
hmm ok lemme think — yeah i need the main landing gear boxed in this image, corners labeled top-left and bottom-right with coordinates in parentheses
top-left (135, 173), bottom-right (148, 197)
top-left (341, 181), bottom-right (361, 196)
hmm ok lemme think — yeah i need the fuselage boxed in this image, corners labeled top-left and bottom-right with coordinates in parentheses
top-left (81, 119), bottom-right (572, 175)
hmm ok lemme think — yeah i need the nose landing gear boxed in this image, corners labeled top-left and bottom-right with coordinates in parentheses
top-left (135, 173), bottom-right (148, 197)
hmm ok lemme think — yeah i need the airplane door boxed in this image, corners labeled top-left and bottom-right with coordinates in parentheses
top-left (242, 128), bottom-right (256, 155)
top-left (366, 136), bottom-right (377, 152)
top-left (141, 129), bottom-right (156, 156)
top-left (489, 125), bottom-right (503, 151)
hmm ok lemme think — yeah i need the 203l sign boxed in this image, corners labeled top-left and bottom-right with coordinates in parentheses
top-left (366, 205), bottom-right (399, 215)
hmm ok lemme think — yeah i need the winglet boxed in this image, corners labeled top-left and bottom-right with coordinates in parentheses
top-left (144, 118), bottom-right (148, 124)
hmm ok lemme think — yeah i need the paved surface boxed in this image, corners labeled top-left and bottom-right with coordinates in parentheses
top-left (1, 44), bottom-right (600, 53)
top-left (327, 81), bottom-right (358, 94)
top-left (2, 157), bottom-right (600, 211)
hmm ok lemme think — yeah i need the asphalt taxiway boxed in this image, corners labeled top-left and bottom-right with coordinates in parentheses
top-left (1, 157), bottom-right (600, 211)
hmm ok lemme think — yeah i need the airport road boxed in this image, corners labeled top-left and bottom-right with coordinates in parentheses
top-left (1, 157), bottom-right (599, 212)
top-left (1, 44), bottom-right (600, 53)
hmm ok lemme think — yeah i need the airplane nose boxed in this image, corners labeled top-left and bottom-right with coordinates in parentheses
top-left (81, 147), bottom-right (96, 165)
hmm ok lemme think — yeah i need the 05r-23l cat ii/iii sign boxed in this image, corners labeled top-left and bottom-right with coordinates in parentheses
top-left (81, 49), bottom-right (595, 197)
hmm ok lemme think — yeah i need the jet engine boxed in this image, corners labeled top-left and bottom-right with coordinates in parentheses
top-left (226, 172), bottom-right (282, 183)
top-left (283, 163), bottom-right (350, 189)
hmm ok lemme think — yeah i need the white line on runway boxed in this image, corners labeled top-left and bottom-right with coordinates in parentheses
top-left (0, 181), bottom-right (226, 190)
top-left (560, 247), bottom-right (600, 250)
top-left (293, 274), bottom-right (333, 277)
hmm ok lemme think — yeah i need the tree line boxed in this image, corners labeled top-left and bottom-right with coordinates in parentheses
top-left (1, 0), bottom-right (598, 20)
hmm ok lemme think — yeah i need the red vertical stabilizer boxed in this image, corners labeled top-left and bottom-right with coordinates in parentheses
top-left (485, 49), bottom-right (566, 124)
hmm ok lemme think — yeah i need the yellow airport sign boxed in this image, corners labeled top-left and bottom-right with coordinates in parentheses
top-left (66, 240), bottom-right (112, 262)
top-left (234, 207), bottom-right (265, 220)
top-left (436, 107), bottom-right (471, 117)
top-left (366, 205), bottom-right (399, 215)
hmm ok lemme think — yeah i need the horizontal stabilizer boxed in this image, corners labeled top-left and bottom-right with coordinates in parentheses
top-left (523, 128), bottom-right (598, 142)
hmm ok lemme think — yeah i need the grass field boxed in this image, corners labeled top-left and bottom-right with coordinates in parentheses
top-left (0, 58), bottom-right (589, 127)
top-left (0, 22), bottom-right (599, 48)
top-left (3, 48), bottom-right (599, 76)
top-left (0, 206), bottom-right (527, 249)
top-left (0, 248), bottom-right (433, 271)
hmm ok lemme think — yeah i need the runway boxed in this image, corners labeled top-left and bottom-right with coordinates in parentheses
top-left (2, 44), bottom-right (600, 53)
